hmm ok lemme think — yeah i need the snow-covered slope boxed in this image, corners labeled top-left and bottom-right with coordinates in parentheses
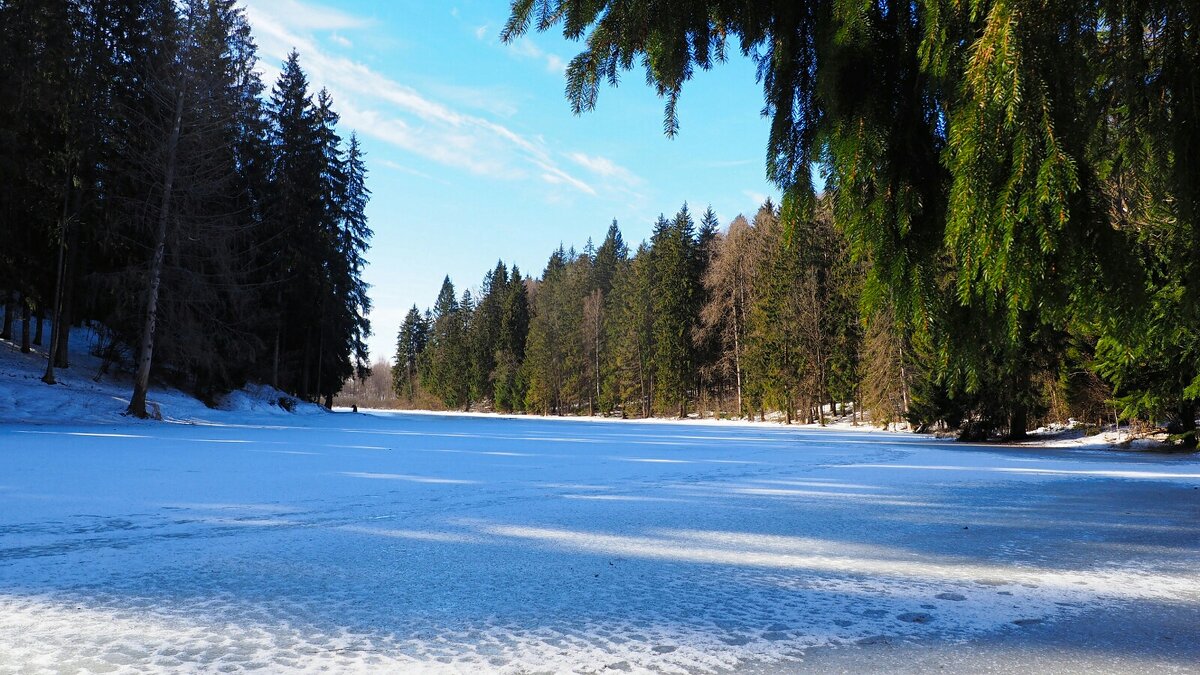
top-left (0, 326), bottom-right (323, 424)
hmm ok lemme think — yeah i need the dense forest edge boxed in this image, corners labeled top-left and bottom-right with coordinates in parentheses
top-left (0, 0), bottom-right (371, 417)
top-left (350, 0), bottom-right (1199, 448)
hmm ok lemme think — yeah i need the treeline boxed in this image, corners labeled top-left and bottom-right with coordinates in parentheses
top-left (0, 0), bottom-right (371, 415)
top-left (398, 195), bottom-right (1194, 445)
top-left (504, 0), bottom-right (1200, 447)
top-left (396, 203), bottom-right (862, 424)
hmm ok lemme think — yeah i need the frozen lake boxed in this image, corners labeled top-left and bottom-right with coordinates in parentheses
top-left (1, 411), bottom-right (1198, 673)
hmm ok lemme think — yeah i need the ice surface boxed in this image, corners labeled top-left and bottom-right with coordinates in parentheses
top-left (1, 407), bottom-right (1198, 673)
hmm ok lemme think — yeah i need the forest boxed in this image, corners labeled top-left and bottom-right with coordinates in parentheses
top-left (389, 0), bottom-right (1199, 445)
top-left (0, 0), bottom-right (372, 416)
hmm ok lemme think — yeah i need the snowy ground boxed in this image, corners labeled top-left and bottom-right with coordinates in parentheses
top-left (1, 408), bottom-right (1198, 674)
top-left (0, 326), bottom-right (323, 425)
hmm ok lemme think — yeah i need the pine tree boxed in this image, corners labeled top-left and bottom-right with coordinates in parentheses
top-left (468, 261), bottom-right (508, 406)
top-left (651, 206), bottom-right (698, 417)
top-left (524, 247), bottom-right (570, 414)
top-left (262, 50), bottom-right (326, 397)
top-left (392, 305), bottom-right (429, 402)
top-left (592, 220), bottom-right (627, 296)
top-left (421, 277), bottom-right (470, 409)
top-left (494, 266), bottom-right (529, 412)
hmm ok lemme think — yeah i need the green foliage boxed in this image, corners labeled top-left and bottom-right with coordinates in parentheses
top-left (504, 0), bottom-right (1199, 440)
top-left (392, 305), bottom-right (429, 402)
top-left (421, 277), bottom-right (471, 410)
top-left (651, 207), bottom-right (700, 416)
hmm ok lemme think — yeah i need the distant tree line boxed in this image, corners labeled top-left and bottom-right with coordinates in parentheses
top-left (399, 192), bottom-right (1193, 444)
top-left (501, 0), bottom-right (1199, 446)
top-left (0, 0), bottom-right (371, 416)
top-left (397, 202), bottom-right (861, 424)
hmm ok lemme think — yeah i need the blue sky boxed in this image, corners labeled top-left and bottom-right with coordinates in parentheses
top-left (241, 0), bottom-right (779, 363)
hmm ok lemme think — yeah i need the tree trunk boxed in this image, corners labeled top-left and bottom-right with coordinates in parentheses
top-left (20, 299), bottom-right (31, 353)
top-left (54, 248), bottom-right (74, 369)
top-left (42, 179), bottom-right (73, 385)
top-left (54, 188), bottom-right (82, 369)
top-left (1009, 404), bottom-right (1028, 441)
top-left (1177, 402), bottom-right (1197, 449)
top-left (315, 328), bottom-right (324, 405)
top-left (1, 290), bottom-right (13, 340)
top-left (33, 306), bottom-right (43, 345)
top-left (128, 93), bottom-right (184, 419)
top-left (271, 328), bottom-right (280, 390)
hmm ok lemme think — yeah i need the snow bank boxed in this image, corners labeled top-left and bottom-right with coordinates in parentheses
top-left (0, 326), bottom-right (323, 425)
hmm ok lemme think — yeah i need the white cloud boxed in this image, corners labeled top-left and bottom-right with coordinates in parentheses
top-left (567, 152), bottom-right (641, 186)
top-left (378, 159), bottom-right (432, 179)
top-left (474, 24), bottom-right (489, 41)
top-left (329, 33), bottom-right (352, 48)
top-left (544, 53), bottom-right (567, 74)
top-left (242, 0), bottom-right (595, 195)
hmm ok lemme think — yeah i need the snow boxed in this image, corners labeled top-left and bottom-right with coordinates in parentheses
top-left (1, 404), bottom-right (1198, 673)
top-left (2, 334), bottom-right (1199, 671)
top-left (0, 325), bottom-right (324, 425)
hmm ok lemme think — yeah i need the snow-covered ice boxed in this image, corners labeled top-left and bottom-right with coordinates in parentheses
top-left (1, 406), bottom-right (1198, 673)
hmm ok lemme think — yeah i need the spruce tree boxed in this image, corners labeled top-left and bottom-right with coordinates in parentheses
top-left (421, 277), bottom-right (470, 409)
top-left (651, 207), bottom-right (698, 417)
top-left (495, 266), bottom-right (529, 411)
top-left (393, 305), bottom-right (429, 403)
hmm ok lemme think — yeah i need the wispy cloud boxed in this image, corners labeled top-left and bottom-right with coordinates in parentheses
top-left (508, 37), bottom-right (568, 75)
top-left (242, 0), bottom-right (595, 195)
top-left (567, 152), bottom-right (641, 187)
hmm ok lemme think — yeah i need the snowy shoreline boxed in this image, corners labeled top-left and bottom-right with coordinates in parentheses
top-left (1, 328), bottom-right (1183, 455)
top-left (346, 407), bottom-right (1186, 454)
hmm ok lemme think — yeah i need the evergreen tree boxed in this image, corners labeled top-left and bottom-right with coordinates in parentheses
top-left (591, 219), bottom-right (627, 296)
top-left (494, 266), bottom-right (529, 412)
top-left (421, 277), bottom-right (470, 409)
top-left (524, 247), bottom-right (571, 414)
top-left (392, 305), bottom-right (429, 402)
top-left (613, 244), bottom-right (656, 417)
top-left (468, 261), bottom-right (508, 406)
top-left (651, 207), bottom-right (698, 417)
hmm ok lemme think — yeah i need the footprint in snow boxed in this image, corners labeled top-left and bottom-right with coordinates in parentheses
top-left (897, 612), bottom-right (934, 624)
top-left (936, 592), bottom-right (967, 601)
